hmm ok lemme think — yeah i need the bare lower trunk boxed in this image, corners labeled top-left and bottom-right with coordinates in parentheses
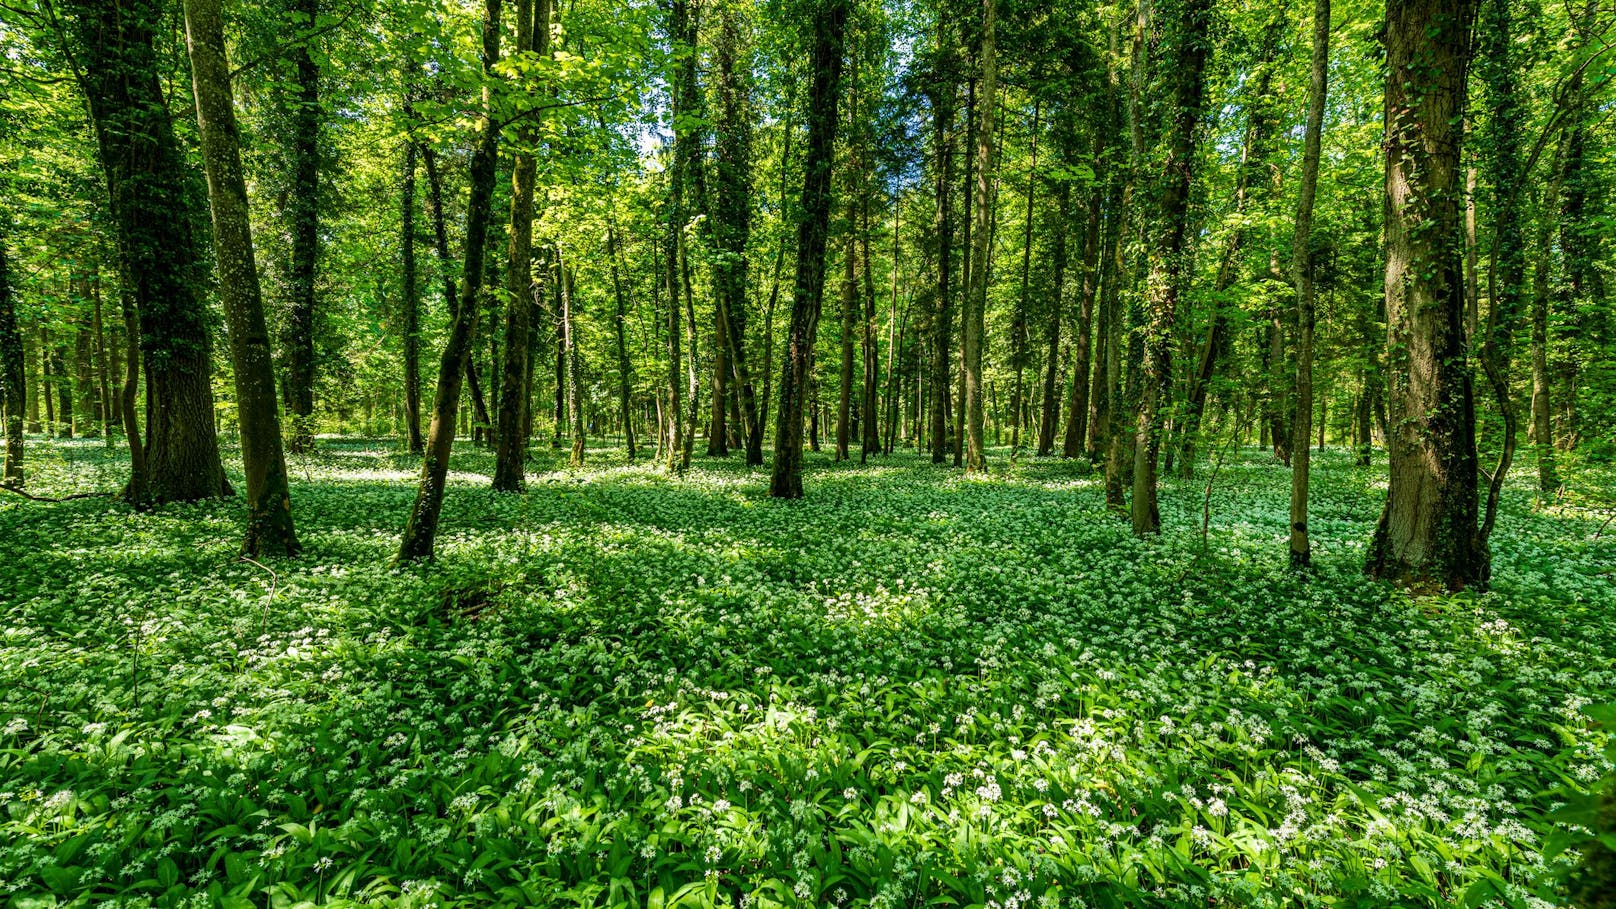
top-left (398, 0), bottom-right (503, 562)
top-left (184, 0), bottom-right (298, 556)
top-left (1289, 0), bottom-right (1328, 569)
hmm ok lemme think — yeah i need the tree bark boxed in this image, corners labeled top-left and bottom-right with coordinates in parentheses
top-left (493, 0), bottom-right (547, 492)
top-left (398, 0), bottom-right (503, 562)
top-left (183, 0), bottom-right (300, 556)
top-left (0, 231), bottom-right (22, 487)
top-left (927, 37), bottom-right (957, 465)
top-left (771, 0), bottom-right (849, 498)
top-left (1365, 0), bottom-right (1487, 591)
top-left (607, 217), bottom-right (637, 461)
top-left (1131, 0), bottom-right (1212, 535)
top-left (963, 0), bottom-right (996, 474)
top-left (401, 130), bottom-right (424, 453)
top-left (65, 0), bottom-right (227, 505)
top-left (1289, 0), bottom-right (1328, 570)
top-left (282, 0), bottom-right (321, 453)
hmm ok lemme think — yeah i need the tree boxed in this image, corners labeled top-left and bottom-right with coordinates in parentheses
top-left (1365, 0), bottom-right (1487, 590)
top-left (963, 0), bottom-right (997, 474)
top-left (1289, 0), bottom-right (1328, 570)
top-left (493, 0), bottom-right (549, 493)
top-left (398, 0), bottom-right (505, 563)
top-left (281, 0), bottom-right (322, 453)
top-left (711, 0), bottom-right (762, 465)
top-left (63, 0), bottom-right (228, 505)
top-left (0, 225), bottom-right (21, 487)
top-left (926, 15), bottom-right (959, 466)
top-left (183, 0), bottom-right (300, 556)
top-left (771, 0), bottom-right (850, 499)
top-left (1131, 0), bottom-right (1213, 535)
top-left (400, 125), bottom-right (424, 454)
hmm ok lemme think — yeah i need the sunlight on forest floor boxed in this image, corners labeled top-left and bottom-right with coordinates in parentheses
top-left (2, 438), bottom-right (1613, 908)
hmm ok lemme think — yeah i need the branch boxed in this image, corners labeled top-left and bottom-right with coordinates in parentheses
top-left (0, 484), bottom-right (116, 502)
top-left (228, 0), bottom-right (365, 80)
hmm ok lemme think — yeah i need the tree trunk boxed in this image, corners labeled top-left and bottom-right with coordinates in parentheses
top-left (836, 224), bottom-right (855, 462)
top-left (184, 0), bottom-right (300, 556)
top-left (401, 132), bottom-right (424, 453)
top-left (1289, 0), bottom-right (1327, 570)
top-left (0, 232), bottom-right (22, 487)
top-left (711, 3), bottom-right (761, 466)
top-left (398, 0), bottom-right (503, 562)
top-left (561, 255), bottom-right (585, 466)
top-left (66, 0), bottom-right (227, 505)
top-left (493, 0), bottom-right (546, 492)
top-left (663, 0), bottom-right (698, 473)
top-left (771, 0), bottom-right (849, 498)
top-left (1061, 174), bottom-right (1097, 458)
top-left (1530, 169), bottom-right (1561, 497)
top-left (859, 161), bottom-right (881, 463)
top-left (282, 0), bottom-right (321, 453)
top-left (927, 42), bottom-right (957, 465)
top-left (607, 217), bottom-right (637, 461)
top-left (1366, 0), bottom-right (1487, 591)
top-left (420, 145), bottom-right (495, 449)
top-left (1132, 0), bottom-right (1212, 535)
top-left (1009, 100), bottom-right (1037, 456)
top-left (963, 0), bottom-right (996, 474)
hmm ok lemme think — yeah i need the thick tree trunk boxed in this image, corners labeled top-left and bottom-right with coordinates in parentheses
top-left (663, 0), bottom-right (698, 472)
top-left (1289, 0), bottom-right (1328, 570)
top-left (1132, 0), bottom-right (1212, 535)
top-left (282, 0), bottom-right (321, 453)
top-left (398, 0), bottom-right (503, 562)
top-left (184, 0), bottom-right (299, 556)
top-left (493, 0), bottom-right (545, 492)
top-left (771, 0), bottom-right (849, 498)
top-left (1365, 0), bottom-right (1487, 591)
top-left (66, 0), bottom-right (227, 505)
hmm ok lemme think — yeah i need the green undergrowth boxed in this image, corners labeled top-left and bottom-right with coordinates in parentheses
top-left (1, 437), bottom-right (1613, 908)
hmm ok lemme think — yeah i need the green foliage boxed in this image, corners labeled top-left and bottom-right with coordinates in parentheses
top-left (3, 439), bottom-right (1613, 907)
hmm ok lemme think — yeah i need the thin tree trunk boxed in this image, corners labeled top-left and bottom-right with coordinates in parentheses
top-left (927, 40), bottom-right (957, 464)
top-left (0, 231), bottom-right (22, 487)
top-left (963, 0), bottom-right (996, 474)
top-left (561, 253), bottom-right (585, 466)
top-left (401, 132), bottom-right (424, 453)
top-left (1289, 0), bottom-right (1327, 569)
top-left (398, 0), bottom-right (503, 562)
top-left (493, 0), bottom-right (546, 491)
top-left (282, 0), bottom-right (321, 453)
top-left (184, 0), bottom-right (299, 555)
top-left (1009, 100), bottom-right (1038, 456)
top-left (607, 216), bottom-right (637, 461)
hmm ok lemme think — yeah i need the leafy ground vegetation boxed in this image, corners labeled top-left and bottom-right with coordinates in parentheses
top-left (2, 439), bottom-right (1614, 909)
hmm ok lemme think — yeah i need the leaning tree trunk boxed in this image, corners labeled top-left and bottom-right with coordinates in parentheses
top-left (1132, 0), bottom-right (1212, 535)
top-left (493, 0), bottom-right (546, 492)
top-left (770, 0), bottom-right (849, 498)
top-left (65, 0), bottom-right (227, 506)
top-left (0, 231), bottom-right (22, 487)
top-left (282, 0), bottom-right (321, 453)
top-left (183, 0), bottom-right (299, 556)
top-left (1289, 0), bottom-right (1328, 570)
top-left (398, 0), bottom-right (503, 563)
top-left (963, 0), bottom-right (997, 474)
top-left (1366, 0), bottom-right (1487, 591)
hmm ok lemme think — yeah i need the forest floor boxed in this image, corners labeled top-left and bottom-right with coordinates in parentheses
top-left (1, 437), bottom-right (1613, 908)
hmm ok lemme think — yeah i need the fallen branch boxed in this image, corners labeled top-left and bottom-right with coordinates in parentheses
top-left (0, 484), bottom-right (116, 503)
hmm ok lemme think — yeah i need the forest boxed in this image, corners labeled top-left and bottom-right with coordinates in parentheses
top-left (1, 0), bottom-right (1615, 905)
